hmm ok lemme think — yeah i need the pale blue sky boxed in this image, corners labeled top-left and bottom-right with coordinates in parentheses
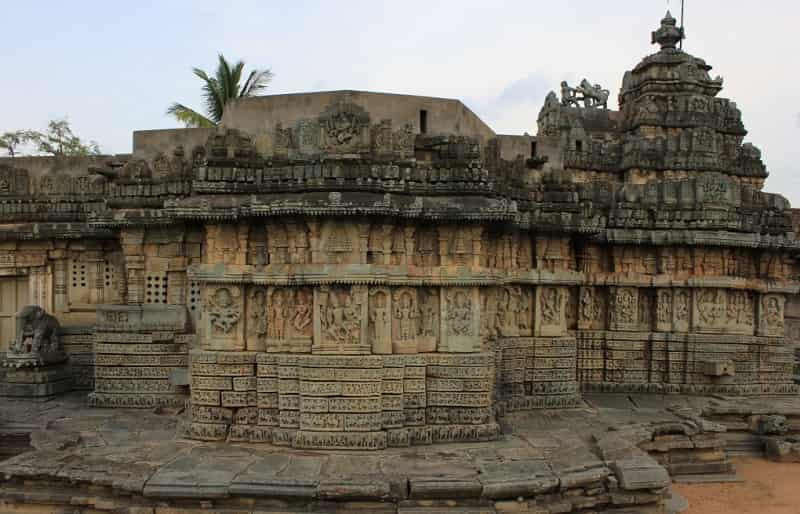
top-left (1, 1), bottom-right (798, 202)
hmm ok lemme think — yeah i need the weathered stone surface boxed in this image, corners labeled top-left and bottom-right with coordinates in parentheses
top-left (610, 456), bottom-right (670, 491)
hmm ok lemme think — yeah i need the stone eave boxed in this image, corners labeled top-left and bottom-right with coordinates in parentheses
top-left (0, 223), bottom-right (116, 240)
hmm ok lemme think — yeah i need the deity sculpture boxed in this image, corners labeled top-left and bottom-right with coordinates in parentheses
top-left (447, 291), bottom-right (473, 336)
top-left (394, 290), bottom-right (418, 341)
top-left (268, 289), bottom-right (289, 339)
top-left (208, 288), bottom-right (241, 334)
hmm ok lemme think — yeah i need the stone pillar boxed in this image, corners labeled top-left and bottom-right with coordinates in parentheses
top-left (471, 227), bottom-right (484, 268)
top-left (28, 265), bottom-right (52, 313)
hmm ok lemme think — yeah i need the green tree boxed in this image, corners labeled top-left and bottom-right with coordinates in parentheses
top-left (167, 54), bottom-right (273, 128)
top-left (25, 119), bottom-right (101, 156)
top-left (0, 131), bottom-right (28, 158)
top-left (0, 120), bottom-right (99, 158)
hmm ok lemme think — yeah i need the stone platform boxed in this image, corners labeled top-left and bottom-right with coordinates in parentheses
top-left (0, 362), bottom-right (73, 397)
top-left (3, 393), bottom-right (798, 513)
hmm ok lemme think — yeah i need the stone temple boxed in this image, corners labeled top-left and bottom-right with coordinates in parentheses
top-left (1, 14), bottom-right (799, 510)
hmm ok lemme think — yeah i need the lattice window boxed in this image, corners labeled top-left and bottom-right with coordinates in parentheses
top-left (145, 273), bottom-right (169, 304)
top-left (68, 260), bottom-right (90, 305)
top-left (102, 259), bottom-right (124, 303)
top-left (188, 281), bottom-right (201, 313)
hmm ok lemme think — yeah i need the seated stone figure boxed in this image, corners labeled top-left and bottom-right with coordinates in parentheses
top-left (3, 305), bottom-right (65, 368)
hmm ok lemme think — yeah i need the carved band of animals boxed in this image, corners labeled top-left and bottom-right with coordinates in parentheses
top-left (561, 79), bottom-right (610, 109)
top-left (3, 305), bottom-right (65, 368)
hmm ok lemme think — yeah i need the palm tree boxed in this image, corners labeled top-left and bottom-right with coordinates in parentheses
top-left (167, 54), bottom-right (273, 128)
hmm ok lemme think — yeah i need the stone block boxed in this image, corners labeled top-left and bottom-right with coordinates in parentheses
top-left (610, 456), bottom-right (670, 491)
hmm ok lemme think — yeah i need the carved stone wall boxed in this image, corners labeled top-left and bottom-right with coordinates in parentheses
top-left (87, 305), bottom-right (191, 408)
top-left (0, 17), bottom-right (798, 449)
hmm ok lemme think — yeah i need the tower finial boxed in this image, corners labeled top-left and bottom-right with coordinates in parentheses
top-left (651, 10), bottom-right (685, 50)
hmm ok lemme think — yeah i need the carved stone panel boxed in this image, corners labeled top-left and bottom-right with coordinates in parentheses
top-left (266, 287), bottom-right (313, 353)
top-left (758, 293), bottom-right (785, 337)
top-left (578, 287), bottom-right (605, 330)
top-left (655, 289), bottom-right (673, 333)
top-left (535, 286), bottom-right (567, 337)
top-left (608, 287), bottom-right (638, 331)
top-left (204, 285), bottom-right (243, 350)
top-left (314, 285), bottom-right (368, 354)
top-left (496, 286), bottom-right (520, 338)
top-left (392, 287), bottom-right (418, 354)
top-left (417, 287), bottom-right (439, 353)
top-left (726, 290), bottom-right (755, 334)
top-left (673, 288), bottom-right (691, 332)
top-left (692, 288), bottom-right (754, 335)
top-left (368, 287), bottom-right (392, 354)
top-left (317, 100), bottom-right (371, 154)
top-left (439, 287), bottom-right (480, 353)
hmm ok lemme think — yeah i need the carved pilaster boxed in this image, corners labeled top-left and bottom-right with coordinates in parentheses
top-left (369, 287), bottom-right (392, 354)
top-left (52, 258), bottom-right (68, 314)
top-left (120, 228), bottom-right (145, 305)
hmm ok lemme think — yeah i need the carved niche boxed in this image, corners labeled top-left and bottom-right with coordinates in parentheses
top-left (392, 287), bottom-right (418, 353)
top-left (205, 286), bottom-right (243, 350)
top-left (314, 285), bottom-right (368, 354)
top-left (565, 287), bottom-right (579, 330)
top-left (535, 237), bottom-right (570, 273)
top-left (536, 286), bottom-right (567, 337)
top-left (206, 224), bottom-right (247, 265)
top-left (266, 222), bottom-right (289, 264)
top-left (287, 220), bottom-right (311, 264)
top-left (758, 294), bottom-right (785, 337)
top-left (265, 286), bottom-right (313, 353)
top-left (247, 226), bottom-right (268, 266)
top-left (392, 226), bottom-right (416, 266)
top-left (441, 226), bottom-right (474, 267)
top-left (368, 288), bottom-right (392, 354)
top-left (609, 287), bottom-right (638, 331)
top-left (417, 287), bottom-right (439, 353)
top-left (414, 226), bottom-right (440, 266)
top-left (439, 287), bottom-right (480, 353)
top-left (368, 223), bottom-right (395, 265)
